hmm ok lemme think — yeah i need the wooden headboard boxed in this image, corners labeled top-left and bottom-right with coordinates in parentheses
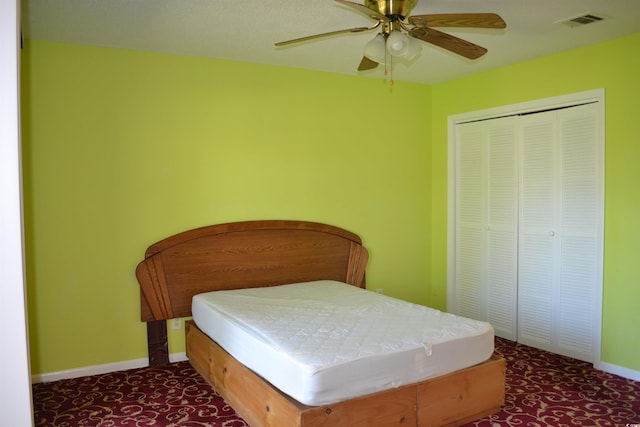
top-left (135, 220), bottom-right (369, 366)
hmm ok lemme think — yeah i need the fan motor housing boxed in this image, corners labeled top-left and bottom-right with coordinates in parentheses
top-left (365, 0), bottom-right (417, 18)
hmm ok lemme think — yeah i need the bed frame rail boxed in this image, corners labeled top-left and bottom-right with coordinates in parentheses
top-left (187, 320), bottom-right (506, 427)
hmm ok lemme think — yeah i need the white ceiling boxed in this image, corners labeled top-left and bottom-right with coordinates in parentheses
top-left (22, 0), bottom-right (640, 85)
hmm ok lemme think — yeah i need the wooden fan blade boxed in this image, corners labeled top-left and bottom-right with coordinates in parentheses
top-left (335, 0), bottom-right (391, 23)
top-left (410, 27), bottom-right (487, 59)
top-left (358, 56), bottom-right (379, 71)
top-left (275, 27), bottom-right (372, 46)
top-left (409, 13), bottom-right (506, 29)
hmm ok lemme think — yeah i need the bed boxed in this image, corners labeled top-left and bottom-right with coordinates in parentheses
top-left (136, 220), bottom-right (505, 426)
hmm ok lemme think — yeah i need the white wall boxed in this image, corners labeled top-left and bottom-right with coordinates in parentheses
top-left (0, 0), bottom-right (34, 425)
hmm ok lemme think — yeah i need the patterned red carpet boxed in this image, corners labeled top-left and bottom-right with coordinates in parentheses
top-left (33, 338), bottom-right (640, 426)
top-left (32, 361), bottom-right (247, 427)
top-left (465, 338), bottom-right (640, 427)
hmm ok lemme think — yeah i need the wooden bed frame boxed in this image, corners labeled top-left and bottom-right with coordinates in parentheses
top-left (136, 220), bottom-right (505, 426)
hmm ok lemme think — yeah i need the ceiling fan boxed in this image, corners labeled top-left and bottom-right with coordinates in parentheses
top-left (275, 0), bottom-right (506, 71)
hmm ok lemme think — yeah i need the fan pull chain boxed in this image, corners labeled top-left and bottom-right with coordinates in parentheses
top-left (385, 53), bottom-right (394, 87)
top-left (383, 47), bottom-right (389, 78)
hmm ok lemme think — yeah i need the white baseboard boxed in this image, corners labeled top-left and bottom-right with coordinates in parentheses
top-left (32, 352), bottom-right (188, 384)
top-left (170, 352), bottom-right (188, 363)
top-left (596, 360), bottom-right (640, 382)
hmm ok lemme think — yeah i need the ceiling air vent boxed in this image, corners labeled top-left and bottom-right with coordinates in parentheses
top-left (559, 13), bottom-right (605, 27)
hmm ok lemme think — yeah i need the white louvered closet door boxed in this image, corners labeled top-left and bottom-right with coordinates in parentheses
top-left (454, 100), bottom-right (602, 363)
top-left (455, 118), bottom-right (519, 340)
top-left (556, 104), bottom-right (600, 360)
top-left (518, 103), bottom-right (600, 362)
top-left (518, 111), bottom-right (558, 348)
top-left (486, 119), bottom-right (519, 340)
top-left (455, 122), bottom-right (486, 322)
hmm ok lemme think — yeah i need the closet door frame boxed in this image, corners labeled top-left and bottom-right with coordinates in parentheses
top-left (446, 89), bottom-right (605, 365)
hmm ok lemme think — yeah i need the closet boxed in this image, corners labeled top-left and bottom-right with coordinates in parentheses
top-left (449, 94), bottom-right (603, 364)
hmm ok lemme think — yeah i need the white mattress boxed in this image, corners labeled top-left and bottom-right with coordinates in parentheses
top-left (191, 280), bottom-right (494, 406)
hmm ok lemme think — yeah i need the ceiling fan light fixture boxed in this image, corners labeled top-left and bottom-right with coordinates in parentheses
top-left (386, 30), bottom-right (410, 56)
top-left (363, 34), bottom-right (387, 63)
top-left (275, 2), bottom-right (506, 72)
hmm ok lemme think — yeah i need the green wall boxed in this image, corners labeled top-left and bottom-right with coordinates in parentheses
top-left (430, 32), bottom-right (640, 372)
top-left (22, 32), bottom-right (640, 376)
top-left (21, 41), bottom-right (432, 374)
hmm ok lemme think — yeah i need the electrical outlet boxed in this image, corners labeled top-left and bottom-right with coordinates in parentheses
top-left (171, 318), bottom-right (183, 330)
